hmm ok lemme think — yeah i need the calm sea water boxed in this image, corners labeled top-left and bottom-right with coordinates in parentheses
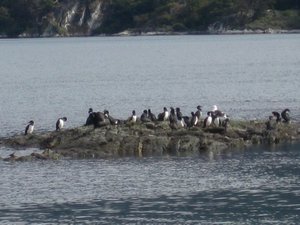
top-left (0, 143), bottom-right (300, 224)
top-left (0, 34), bottom-right (300, 136)
top-left (0, 34), bottom-right (300, 224)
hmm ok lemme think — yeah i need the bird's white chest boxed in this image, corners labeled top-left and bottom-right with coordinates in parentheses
top-left (194, 117), bottom-right (198, 125)
top-left (177, 119), bottom-right (185, 127)
top-left (214, 117), bottom-right (220, 126)
top-left (132, 115), bottom-right (137, 122)
top-left (206, 116), bottom-right (212, 126)
top-left (28, 125), bottom-right (34, 134)
top-left (164, 111), bottom-right (169, 120)
top-left (58, 119), bottom-right (64, 129)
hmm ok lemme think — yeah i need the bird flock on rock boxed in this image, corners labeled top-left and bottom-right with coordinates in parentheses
top-left (85, 105), bottom-right (229, 130)
top-left (23, 106), bottom-right (292, 136)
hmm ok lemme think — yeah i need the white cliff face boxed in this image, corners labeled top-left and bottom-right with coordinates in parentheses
top-left (43, 0), bottom-right (105, 36)
top-left (78, 7), bottom-right (86, 27)
top-left (88, 1), bottom-right (103, 34)
top-left (63, 2), bottom-right (79, 30)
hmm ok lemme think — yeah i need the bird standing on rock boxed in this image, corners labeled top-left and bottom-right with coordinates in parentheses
top-left (281, 109), bottom-right (291, 123)
top-left (85, 108), bottom-right (95, 126)
top-left (141, 110), bottom-right (151, 122)
top-left (195, 105), bottom-right (202, 121)
top-left (56, 117), bottom-right (67, 131)
top-left (176, 115), bottom-right (185, 128)
top-left (148, 109), bottom-right (157, 122)
top-left (209, 105), bottom-right (227, 127)
top-left (176, 107), bottom-right (183, 121)
top-left (104, 110), bottom-right (119, 125)
top-left (157, 107), bottom-right (169, 121)
top-left (169, 107), bottom-right (177, 123)
top-left (25, 120), bottom-right (34, 135)
top-left (128, 110), bottom-right (137, 123)
top-left (190, 112), bottom-right (198, 128)
top-left (203, 112), bottom-right (212, 128)
top-left (272, 111), bottom-right (281, 123)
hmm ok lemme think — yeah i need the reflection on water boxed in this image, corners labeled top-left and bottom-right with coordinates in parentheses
top-left (0, 143), bottom-right (299, 224)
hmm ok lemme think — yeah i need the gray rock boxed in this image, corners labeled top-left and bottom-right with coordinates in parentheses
top-left (1, 120), bottom-right (299, 160)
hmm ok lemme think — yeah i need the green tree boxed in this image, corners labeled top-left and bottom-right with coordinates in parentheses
top-left (0, 6), bottom-right (12, 34)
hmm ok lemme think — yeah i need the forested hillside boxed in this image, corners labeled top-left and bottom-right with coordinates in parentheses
top-left (0, 0), bottom-right (299, 37)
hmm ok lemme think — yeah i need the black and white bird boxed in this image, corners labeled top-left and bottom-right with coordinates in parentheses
top-left (104, 109), bottom-right (109, 118)
top-left (25, 120), bottom-right (34, 135)
top-left (190, 112), bottom-right (198, 127)
top-left (176, 115), bottom-right (186, 128)
top-left (281, 108), bottom-right (291, 123)
top-left (141, 110), bottom-right (151, 123)
top-left (210, 105), bottom-right (227, 127)
top-left (157, 107), bottom-right (169, 121)
top-left (104, 109), bottom-right (119, 125)
top-left (272, 111), bottom-right (281, 123)
top-left (56, 117), bottom-right (67, 131)
top-left (129, 110), bottom-right (137, 123)
top-left (203, 112), bottom-right (212, 128)
top-left (85, 108), bottom-right (95, 126)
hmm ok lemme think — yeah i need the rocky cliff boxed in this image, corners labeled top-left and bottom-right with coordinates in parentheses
top-left (10, 0), bottom-right (109, 37)
top-left (1, 0), bottom-right (299, 38)
top-left (39, 0), bottom-right (106, 37)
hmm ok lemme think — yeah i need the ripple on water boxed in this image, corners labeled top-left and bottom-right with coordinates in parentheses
top-left (0, 143), bottom-right (300, 224)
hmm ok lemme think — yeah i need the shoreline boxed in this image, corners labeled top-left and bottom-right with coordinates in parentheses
top-left (1, 29), bottom-right (300, 39)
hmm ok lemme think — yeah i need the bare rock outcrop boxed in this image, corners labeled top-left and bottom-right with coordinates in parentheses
top-left (1, 120), bottom-right (299, 160)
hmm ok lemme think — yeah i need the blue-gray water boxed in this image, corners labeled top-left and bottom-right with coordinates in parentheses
top-left (1, 34), bottom-right (300, 224)
top-left (1, 143), bottom-right (300, 224)
top-left (0, 34), bottom-right (300, 136)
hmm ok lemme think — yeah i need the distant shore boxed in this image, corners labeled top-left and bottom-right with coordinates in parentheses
top-left (1, 29), bottom-right (300, 39)
top-left (115, 29), bottom-right (300, 36)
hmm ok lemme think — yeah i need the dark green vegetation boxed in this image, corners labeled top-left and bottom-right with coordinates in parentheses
top-left (0, 0), bottom-right (300, 37)
top-left (98, 0), bottom-right (300, 34)
top-left (0, 0), bottom-right (56, 36)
